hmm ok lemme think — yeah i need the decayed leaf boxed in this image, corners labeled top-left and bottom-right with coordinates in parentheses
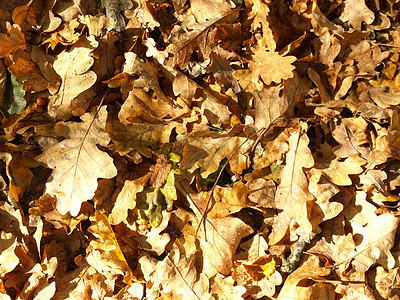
top-left (36, 106), bottom-right (117, 217)
top-left (86, 212), bottom-right (134, 284)
top-left (249, 47), bottom-right (296, 86)
top-left (275, 123), bottom-right (315, 235)
top-left (48, 36), bottom-right (98, 120)
top-left (181, 126), bottom-right (252, 177)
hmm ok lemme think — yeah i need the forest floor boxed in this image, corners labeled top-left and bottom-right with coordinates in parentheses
top-left (1, 0), bottom-right (400, 299)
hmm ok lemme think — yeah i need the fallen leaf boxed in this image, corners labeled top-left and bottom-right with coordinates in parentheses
top-left (0, 23), bottom-right (25, 58)
top-left (339, 0), bottom-right (374, 31)
top-left (48, 36), bottom-right (98, 120)
top-left (36, 106), bottom-right (117, 217)
top-left (86, 212), bottom-right (134, 284)
top-left (181, 126), bottom-right (252, 177)
top-left (210, 274), bottom-right (246, 300)
top-left (249, 46), bottom-right (296, 86)
top-left (275, 123), bottom-right (315, 235)
top-left (349, 213), bottom-right (399, 272)
top-left (141, 241), bottom-right (211, 300)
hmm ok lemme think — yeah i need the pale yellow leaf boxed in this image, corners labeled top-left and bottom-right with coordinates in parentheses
top-left (36, 106), bottom-right (117, 217)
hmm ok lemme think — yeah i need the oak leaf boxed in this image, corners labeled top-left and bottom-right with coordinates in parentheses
top-left (0, 24), bottom-right (25, 58)
top-left (250, 47), bottom-right (296, 86)
top-left (178, 180), bottom-right (253, 275)
top-left (349, 213), bottom-right (399, 272)
top-left (181, 126), bottom-right (252, 177)
top-left (140, 242), bottom-right (211, 300)
top-left (36, 106), bottom-right (117, 217)
top-left (277, 255), bottom-right (333, 300)
top-left (211, 274), bottom-right (246, 300)
top-left (275, 123), bottom-right (315, 234)
top-left (340, 0), bottom-right (374, 31)
top-left (12, 0), bottom-right (41, 31)
top-left (166, 12), bottom-right (236, 69)
top-left (106, 117), bottom-right (184, 157)
top-left (207, 181), bottom-right (250, 218)
top-left (189, 0), bottom-right (233, 23)
top-left (109, 178), bottom-right (145, 225)
top-left (48, 36), bottom-right (98, 120)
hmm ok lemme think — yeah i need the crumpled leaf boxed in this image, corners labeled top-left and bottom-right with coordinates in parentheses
top-left (48, 36), bottom-right (98, 120)
top-left (36, 106), bottom-right (117, 217)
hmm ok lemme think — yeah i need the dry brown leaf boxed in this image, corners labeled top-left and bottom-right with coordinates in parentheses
top-left (48, 36), bottom-right (98, 120)
top-left (245, 0), bottom-right (275, 51)
top-left (249, 47), bottom-right (296, 86)
top-left (206, 181), bottom-right (250, 218)
top-left (275, 123), bottom-right (315, 235)
top-left (339, 0), bottom-right (374, 31)
top-left (178, 180), bottom-right (253, 275)
top-left (12, 0), bottom-right (41, 31)
top-left (36, 106), bottom-right (117, 217)
top-left (106, 117), bottom-right (184, 157)
top-left (367, 110), bottom-right (400, 168)
top-left (109, 179), bottom-right (145, 225)
top-left (181, 126), bottom-right (252, 177)
top-left (141, 241), bottom-right (211, 300)
top-left (277, 255), bottom-right (332, 300)
top-left (348, 213), bottom-right (399, 272)
top-left (210, 274), bottom-right (246, 300)
top-left (314, 155), bottom-right (366, 186)
top-left (0, 23), bottom-right (25, 58)
top-left (189, 0), bottom-right (233, 23)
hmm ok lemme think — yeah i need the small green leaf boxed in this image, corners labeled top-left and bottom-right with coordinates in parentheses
top-left (2, 73), bottom-right (26, 115)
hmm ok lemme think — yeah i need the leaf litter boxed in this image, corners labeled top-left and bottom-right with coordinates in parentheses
top-left (0, 0), bottom-right (400, 299)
